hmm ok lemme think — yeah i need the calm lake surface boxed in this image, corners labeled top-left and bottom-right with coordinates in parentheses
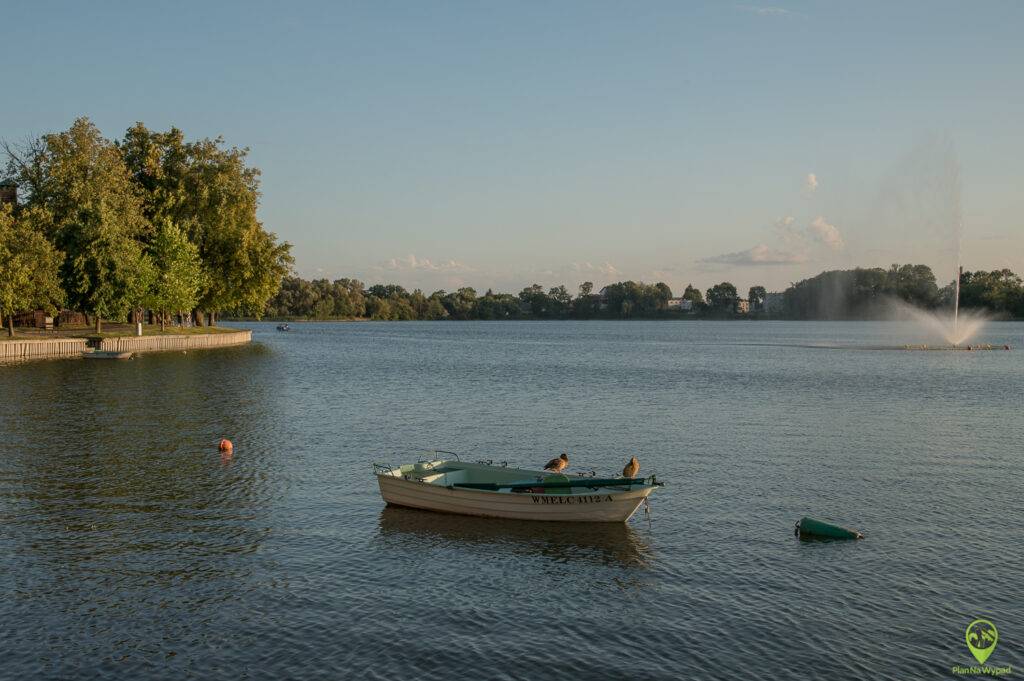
top-left (2, 320), bottom-right (1022, 680)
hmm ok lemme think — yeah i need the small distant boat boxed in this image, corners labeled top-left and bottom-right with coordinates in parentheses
top-left (276, 323), bottom-right (291, 332)
top-left (83, 350), bottom-right (133, 360)
top-left (374, 454), bottom-right (663, 522)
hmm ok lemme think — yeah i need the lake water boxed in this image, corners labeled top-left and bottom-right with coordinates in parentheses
top-left (2, 320), bottom-right (1021, 680)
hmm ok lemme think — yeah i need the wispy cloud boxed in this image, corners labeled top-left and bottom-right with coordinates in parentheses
top-left (805, 173), bottom-right (819, 192)
top-left (373, 254), bottom-right (475, 273)
top-left (362, 254), bottom-right (478, 291)
top-left (738, 5), bottom-right (796, 17)
top-left (701, 244), bottom-right (808, 266)
top-left (808, 216), bottom-right (844, 250)
top-left (701, 214), bottom-right (845, 267)
top-left (570, 261), bottom-right (621, 277)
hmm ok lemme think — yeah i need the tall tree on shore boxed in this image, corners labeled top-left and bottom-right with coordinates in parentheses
top-left (145, 220), bottom-right (205, 330)
top-left (0, 205), bottom-right (65, 336)
top-left (5, 118), bottom-right (152, 332)
top-left (748, 285), bottom-right (767, 312)
top-left (706, 282), bottom-right (739, 313)
top-left (120, 123), bottom-right (292, 322)
top-left (682, 284), bottom-right (705, 308)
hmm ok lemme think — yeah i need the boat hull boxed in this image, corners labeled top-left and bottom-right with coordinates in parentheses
top-left (377, 474), bottom-right (653, 522)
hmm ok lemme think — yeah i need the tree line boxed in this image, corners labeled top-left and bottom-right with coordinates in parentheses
top-left (781, 264), bottom-right (1024, 319)
top-left (264, 264), bottom-right (1024, 322)
top-left (262, 277), bottom-right (771, 320)
top-left (1, 118), bottom-right (292, 335)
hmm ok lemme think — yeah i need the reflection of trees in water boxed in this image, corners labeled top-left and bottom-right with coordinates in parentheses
top-left (0, 346), bottom-right (301, 675)
top-left (376, 505), bottom-right (652, 569)
top-left (0, 346), bottom-right (281, 582)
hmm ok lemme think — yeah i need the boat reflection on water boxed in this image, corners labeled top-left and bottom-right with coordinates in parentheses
top-left (377, 505), bottom-right (652, 568)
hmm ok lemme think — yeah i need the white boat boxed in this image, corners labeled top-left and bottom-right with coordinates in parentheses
top-left (82, 350), bottom-right (133, 360)
top-left (374, 454), bottom-right (662, 523)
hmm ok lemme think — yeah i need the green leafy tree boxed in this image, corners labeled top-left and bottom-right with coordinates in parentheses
top-left (6, 119), bottom-right (152, 331)
top-left (886, 263), bottom-right (939, 307)
top-left (547, 285), bottom-right (572, 317)
top-left (119, 123), bottom-right (292, 322)
top-left (145, 220), bottom-right (205, 330)
top-left (70, 227), bottom-right (153, 332)
top-left (782, 265), bottom-right (941, 319)
top-left (682, 284), bottom-right (705, 311)
top-left (424, 294), bottom-right (447, 320)
top-left (572, 281), bottom-right (598, 318)
top-left (748, 285), bottom-right (767, 312)
top-left (442, 287), bottom-right (478, 319)
top-left (518, 284), bottom-right (548, 317)
top-left (366, 296), bottom-right (394, 320)
top-left (0, 205), bottom-right (65, 336)
top-left (333, 279), bottom-right (367, 317)
top-left (706, 282), bottom-right (739, 313)
top-left (652, 282), bottom-right (673, 312)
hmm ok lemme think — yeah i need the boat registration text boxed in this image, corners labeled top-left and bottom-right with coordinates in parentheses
top-left (531, 495), bottom-right (614, 505)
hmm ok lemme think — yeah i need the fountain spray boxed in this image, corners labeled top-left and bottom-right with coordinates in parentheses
top-left (953, 264), bottom-right (962, 346)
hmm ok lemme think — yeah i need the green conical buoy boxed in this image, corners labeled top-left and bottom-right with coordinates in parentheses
top-left (795, 516), bottom-right (863, 540)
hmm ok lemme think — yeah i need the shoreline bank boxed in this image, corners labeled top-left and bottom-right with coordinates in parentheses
top-left (0, 330), bottom-right (252, 362)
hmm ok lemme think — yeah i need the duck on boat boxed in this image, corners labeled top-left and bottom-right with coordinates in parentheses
top-left (373, 452), bottom-right (662, 523)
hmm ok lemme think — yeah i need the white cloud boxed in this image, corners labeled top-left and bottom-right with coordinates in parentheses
top-left (739, 5), bottom-right (794, 16)
top-left (807, 216), bottom-right (844, 250)
top-left (701, 244), bottom-right (808, 266)
top-left (570, 261), bottom-right (621, 277)
top-left (702, 215), bottom-right (844, 266)
top-left (805, 173), bottom-right (819, 192)
top-left (373, 254), bottom-right (475, 273)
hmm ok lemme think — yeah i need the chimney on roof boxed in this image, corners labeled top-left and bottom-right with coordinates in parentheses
top-left (0, 180), bottom-right (16, 207)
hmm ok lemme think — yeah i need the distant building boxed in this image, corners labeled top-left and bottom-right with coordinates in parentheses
top-left (13, 310), bottom-right (54, 329)
top-left (736, 298), bottom-right (750, 314)
top-left (666, 298), bottom-right (694, 312)
top-left (0, 180), bottom-right (16, 207)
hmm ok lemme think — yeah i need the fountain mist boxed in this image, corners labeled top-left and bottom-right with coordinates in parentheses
top-left (890, 140), bottom-right (984, 347)
top-left (893, 299), bottom-right (987, 347)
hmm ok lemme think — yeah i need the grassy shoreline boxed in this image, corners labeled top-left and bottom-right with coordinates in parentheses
top-left (1, 323), bottom-right (241, 341)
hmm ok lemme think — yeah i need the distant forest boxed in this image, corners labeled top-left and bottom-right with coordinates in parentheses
top-left (256, 264), bottom-right (1024, 321)
top-left (783, 264), bottom-right (1024, 319)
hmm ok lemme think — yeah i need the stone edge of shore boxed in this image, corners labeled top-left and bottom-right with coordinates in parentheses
top-left (0, 330), bottom-right (252, 362)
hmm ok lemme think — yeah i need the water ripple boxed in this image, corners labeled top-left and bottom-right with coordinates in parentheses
top-left (1, 321), bottom-right (1022, 679)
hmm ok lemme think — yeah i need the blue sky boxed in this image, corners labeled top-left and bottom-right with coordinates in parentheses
top-left (3, 1), bottom-right (1022, 294)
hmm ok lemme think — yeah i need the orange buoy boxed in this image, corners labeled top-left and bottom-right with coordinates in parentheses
top-left (218, 438), bottom-right (233, 451)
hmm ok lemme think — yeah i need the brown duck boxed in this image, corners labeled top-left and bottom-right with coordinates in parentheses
top-left (543, 453), bottom-right (569, 472)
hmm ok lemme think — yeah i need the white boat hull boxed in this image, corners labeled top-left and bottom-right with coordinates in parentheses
top-left (377, 473), bottom-right (654, 523)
